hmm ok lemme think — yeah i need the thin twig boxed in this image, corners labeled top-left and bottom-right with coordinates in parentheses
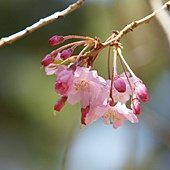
top-left (103, 1), bottom-right (170, 47)
top-left (0, 0), bottom-right (85, 47)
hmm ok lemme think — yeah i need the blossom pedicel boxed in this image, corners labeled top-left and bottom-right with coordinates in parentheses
top-left (41, 34), bottom-right (149, 128)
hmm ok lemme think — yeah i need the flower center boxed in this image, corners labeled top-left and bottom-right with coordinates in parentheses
top-left (102, 108), bottom-right (121, 124)
top-left (74, 80), bottom-right (89, 91)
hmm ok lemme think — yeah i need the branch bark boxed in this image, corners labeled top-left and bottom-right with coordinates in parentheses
top-left (0, 0), bottom-right (85, 48)
top-left (103, 1), bottom-right (170, 47)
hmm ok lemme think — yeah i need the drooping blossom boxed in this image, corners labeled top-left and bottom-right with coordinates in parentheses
top-left (41, 33), bottom-right (150, 129)
top-left (67, 66), bottom-right (109, 108)
top-left (82, 74), bottom-right (139, 127)
top-left (95, 102), bottom-right (138, 128)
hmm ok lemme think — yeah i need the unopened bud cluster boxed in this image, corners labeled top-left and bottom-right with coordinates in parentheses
top-left (41, 34), bottom-right (149, 128)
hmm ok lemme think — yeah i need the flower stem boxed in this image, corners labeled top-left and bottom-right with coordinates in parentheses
top-left (64, 35), bottom-right (94, 41)
top-left (77, 44), bottom-right (90, 61)
top-left (118, 52), bottom-right (134, 94)
top-left (107, 46), bottom-right (111, 79)
top-left (113, 48), bottom-right (118, 77)
top-left (117, 48), bottom-right (136, 78)
top-left (50, 40), bottom-right (85, 56)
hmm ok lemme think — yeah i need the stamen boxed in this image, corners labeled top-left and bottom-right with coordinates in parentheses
top-left (75, 80), bottom-right (89, 91)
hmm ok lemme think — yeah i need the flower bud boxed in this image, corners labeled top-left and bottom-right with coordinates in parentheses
top-left (135, 81), bottom-right (149, 102)
top-left (114, 76), bottom-right (126, 93)
top-left (48, 35), bottom-right (64, 46)
top-left (50, 50), bottom-right (58, 57)
top-left (55, 82), bottom-right (69, 96)
top-left (131, 98), bottom-right (141, 115)
top-left (41, 54), bottom-right (53, 67)
top-left (60, 48), bottom-right (73, 60)
top-left (81, 106), bottom-right (90, 125)
top-left (54, 96), bottom-right (67, 112)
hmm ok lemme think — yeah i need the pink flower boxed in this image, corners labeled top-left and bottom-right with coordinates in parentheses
top-left (95, 102), bottom-right (138, 128)
top-left (67, 66), bottom-right (109, 108)
top-left (55, 65), bottom-right (74, 96)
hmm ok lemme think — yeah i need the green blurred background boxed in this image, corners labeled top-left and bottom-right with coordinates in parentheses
top-left (0, 0), bottom-right (170, 170)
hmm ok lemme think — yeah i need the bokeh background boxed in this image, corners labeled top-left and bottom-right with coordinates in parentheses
top-left (0, 0), bottom-right (170, 170)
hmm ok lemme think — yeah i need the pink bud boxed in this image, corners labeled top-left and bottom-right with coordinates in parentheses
top-left (81, 106), bottom-right (90, 125)
top-left (135, 81), bottom-right (149, 102)
top-left (55, 82), bottom-right (69, 96)
top-left (54, 96), bottom-right (67, 112)
top-left (48, 35), bottom-right (64, 46)
top-left (50, 50), bottom-right (58, 57)
top-left (41, 54), bottom-right (53, 67)
top-left (60, 48), bottom-right (73, 60)
top-left (131, 98), bottom-right (141, 115)
top-left (114, 76), bottom-right (126, 93)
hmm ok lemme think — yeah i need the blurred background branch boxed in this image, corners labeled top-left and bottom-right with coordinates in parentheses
top-left (0, 0), bottom-right (85, 47)
top-left (149, 0), bottom-right (170, 46)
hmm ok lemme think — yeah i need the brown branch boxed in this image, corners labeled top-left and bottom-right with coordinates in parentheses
top-left (0, 0), bottom-right (85, 48)
top-left (103, 1), bottom-right (170, 47)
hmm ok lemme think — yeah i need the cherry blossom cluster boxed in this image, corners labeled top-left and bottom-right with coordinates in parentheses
top-left (41, 35), bottom-right (149, 128)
